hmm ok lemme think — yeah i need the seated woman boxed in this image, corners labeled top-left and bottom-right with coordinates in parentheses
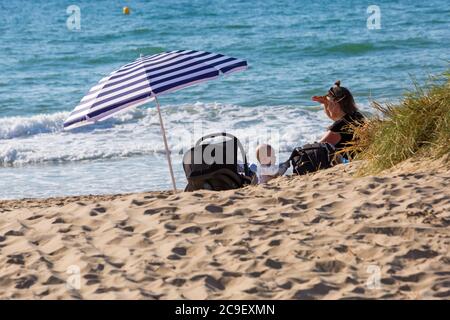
top-left (312, 80), bottom-right (365, 161)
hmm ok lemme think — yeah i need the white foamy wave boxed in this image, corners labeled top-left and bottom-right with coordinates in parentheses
top-left (0, 108), bottom-right (153, 140)
top-left (0, 112), bottom-right (68, 140)
top-left (0, 103), bottom-right (331, 166)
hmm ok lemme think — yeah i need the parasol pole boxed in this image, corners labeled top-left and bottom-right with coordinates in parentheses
top-left (154, 96), bottom-right (177, 193)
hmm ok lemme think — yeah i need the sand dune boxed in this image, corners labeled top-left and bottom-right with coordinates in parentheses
top-left (0, 159), bottom-right (449, 299)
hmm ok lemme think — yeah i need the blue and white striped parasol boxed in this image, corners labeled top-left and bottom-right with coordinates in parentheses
top-left (64, 50), bottom-right (248, 191)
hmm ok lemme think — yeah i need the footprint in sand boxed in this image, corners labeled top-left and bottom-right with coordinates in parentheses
top-left (293, 282), bottom-right (338, 300)
top-left (278, 281), bottom-right (293, 290)
top-left (352, 287), bottom-right (365, 294)
top-left (293, 203), bottom-right (308, 210)
top-left (52, 217), bottom-right (65, 224)
top-left (381, 277), bottom-right (396, 285)
top-left (248, 271), bottom-right (265, 278)
top-left (169, 278), bottom-right (186, 287)
top-left (334, 244), bottom-right (348, 253)
top-left (27, 214), bottom-right (43, 221)
top-left (222, 271), bottom-right (241, 278)
top-left (244, 287), bottom-right (259, 294)
top-left (192, 193), bottom-right (204, 198)
top-left (5, 230), bottom-right (24, 237)
top-left (205, 204), bottom-right (223, 213)
top-left (268, 239), bottom-right (281, 246)
top-left (432, 281), bottom-right (450, 298)
top-left (204, 275), bottom-right (225, 291)
top-left (7, 254), bottom-right (25, 265)
top-left (265, 258), bottom-right (283, 270)
top-left (314, 260), bottom-right (346, 273)
top-left (231, 249), bottom-right (248, 255)
top-left (15, 275), bottom-right (37, 289)
top-left (139, 289), bottom-right (164, 299)
top-left (116, 221), bottom-right (134, 232)
top-left (171, 247), bottom-right (187, 256)
top-left (83, 274), bottom-right (100, 285)
top-left (131, 199), bottom-right (150, 206)
top-left (209, 261), bottom-right (221, 267)
top-left (359, 226), bottom-right (407, 236)
top-left (277, 197), bottom-right (295, 206)
top-left (229, 208), bottom-right (251, 216)
top-left (181, 226), bottom-right (202, 234)
top-left (402, 249), bottom-right (439, 260)
top-left (43, 275), bottom-right (65, 285)
top-left (310, 215), bottom-right (331, 224)
top-left (208, 227), bottom-right (223, 235)
top-left (144, 206), bottom-right (177, 215)
top-left (164, 223), bottom-right (177, 231)
top-left (393, 272), bottom-right (426, 283)
top-left (90, 206), bottom-right (106, 216)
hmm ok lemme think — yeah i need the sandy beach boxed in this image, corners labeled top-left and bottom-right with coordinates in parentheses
top-left (1, 157), bottom-right (449, 300)
top-left (1, 0), bottom-right (449, 306)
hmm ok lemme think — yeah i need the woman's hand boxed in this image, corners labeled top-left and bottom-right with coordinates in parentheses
top-left (312, 95), bottom-right (327, 104)
top-left (313, 95), bottom-right (332, 119)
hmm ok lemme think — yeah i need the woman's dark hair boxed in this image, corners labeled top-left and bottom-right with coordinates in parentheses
top-left (327, 80), bottom-right (358, 115)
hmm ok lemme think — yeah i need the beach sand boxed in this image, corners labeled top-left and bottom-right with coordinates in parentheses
top-left (0, 158), bottom-right (449, 300)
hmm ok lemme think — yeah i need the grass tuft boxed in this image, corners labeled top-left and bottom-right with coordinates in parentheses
top-left (344, 69), bottom-right (450, 174)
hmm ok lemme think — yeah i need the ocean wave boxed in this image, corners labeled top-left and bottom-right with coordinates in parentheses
top-left (0, 109), bottom-right (148, 140)
top-left (0, 144), bottom-right (154, 167)
top-left (0, 112), bottom-right (67, 140)
top-left (0, 103), bottom-right (330, 166)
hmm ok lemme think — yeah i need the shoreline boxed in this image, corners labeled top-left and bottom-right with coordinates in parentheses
top-left (1, 156), bottom-right (446, 206)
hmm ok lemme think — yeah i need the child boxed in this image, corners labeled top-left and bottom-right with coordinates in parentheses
top-left (255, 144), bottom-right (290, 184)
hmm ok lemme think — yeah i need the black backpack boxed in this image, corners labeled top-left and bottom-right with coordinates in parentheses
top-left (289, 142), bottom-right (335, 175)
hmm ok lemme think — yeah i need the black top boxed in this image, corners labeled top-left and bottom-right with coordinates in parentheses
top-left (329, 111), bottom-right (365, 157)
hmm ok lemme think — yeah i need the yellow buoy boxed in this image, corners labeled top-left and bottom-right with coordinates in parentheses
top-left (123, 6), bottom-right (130, 15)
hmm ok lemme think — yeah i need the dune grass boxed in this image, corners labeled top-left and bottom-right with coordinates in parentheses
top-left (346, 69), bottom-right (450, 174)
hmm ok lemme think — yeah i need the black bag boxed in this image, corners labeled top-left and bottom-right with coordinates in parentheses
top-left (183, 132), bottom-right (252, 191)
top-left (289, 142), bottom-right (335, 175)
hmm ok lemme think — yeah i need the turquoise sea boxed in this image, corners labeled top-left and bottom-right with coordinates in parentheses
top-left (0, 0), bottom-right (449, 199)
